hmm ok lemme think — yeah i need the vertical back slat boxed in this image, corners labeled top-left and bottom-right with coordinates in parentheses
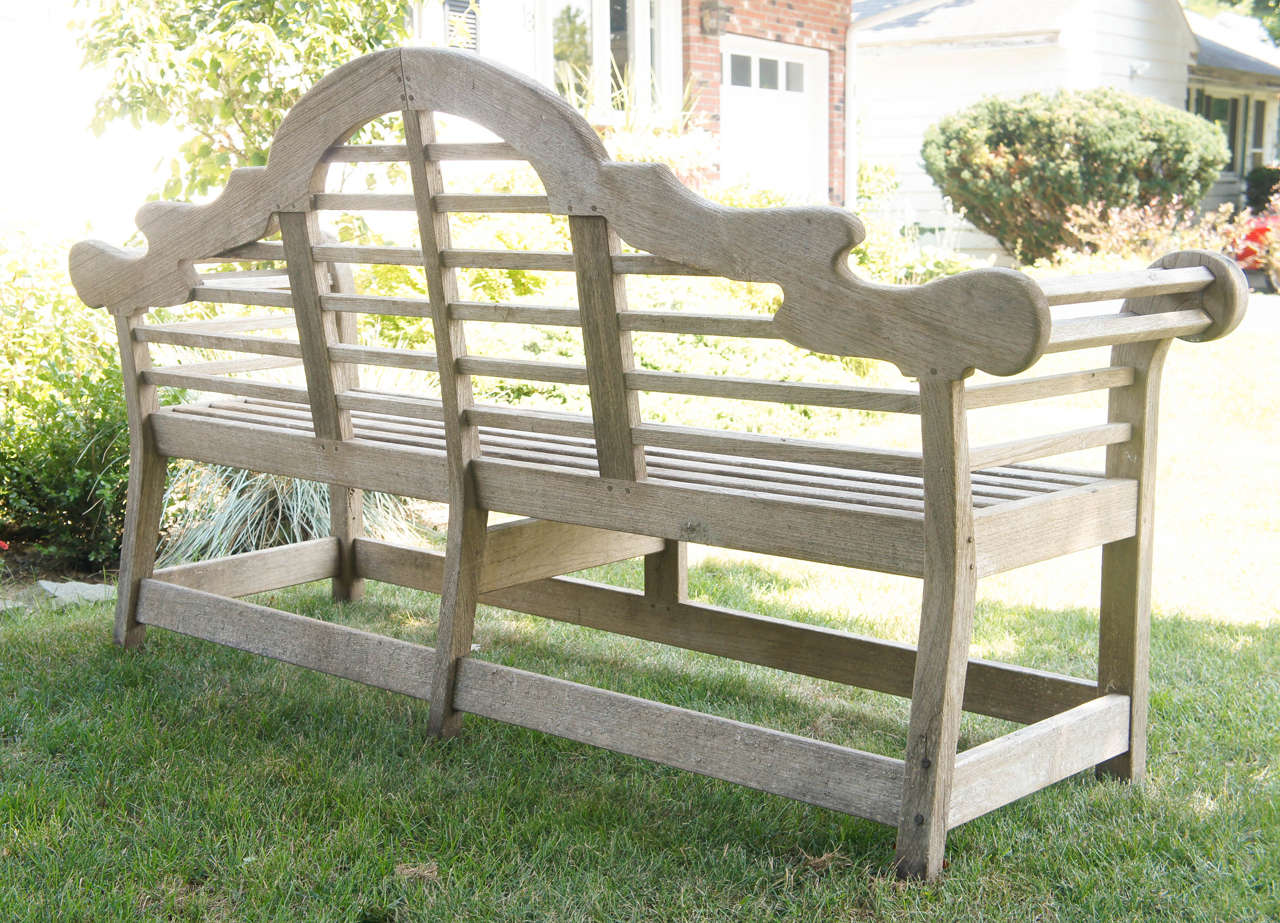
top-left (279, 211), bottom-right (355, 441)
top-left (403, 108), bottom-right (489, 737)
top-left (569, 214), bottom-right (645, 480)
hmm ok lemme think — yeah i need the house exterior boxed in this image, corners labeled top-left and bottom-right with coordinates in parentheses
top-left (412, 1), bottom-right (1280, 253)
top-left (411, 0), bottom-right (852, 203)
top-left (850, 0), bottom-right (1280, 255)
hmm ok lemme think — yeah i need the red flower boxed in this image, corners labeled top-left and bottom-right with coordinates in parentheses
top-left (0, 540), bottom-right (9, 551)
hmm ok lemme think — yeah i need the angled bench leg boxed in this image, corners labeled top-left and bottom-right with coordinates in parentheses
top-left (328, 267), bottom-right (364, 603)
top-left (329, 484), bottom-right (364, 603)
top-left (1097, 338), bottom-right (1170, 782)
top-left (115, 446), bottom-right (168, 649)
top-left (645, 540), bottom-right (687, 604)
top-left (113, 314), bottom-right (167, 649)
top-left (896, 378), bottom-right (977, 880)
top-left (427, 486), bottom-right (488, 737)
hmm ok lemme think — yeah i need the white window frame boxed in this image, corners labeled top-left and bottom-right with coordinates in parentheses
top-left (535, 0), bottom-right (682, 121)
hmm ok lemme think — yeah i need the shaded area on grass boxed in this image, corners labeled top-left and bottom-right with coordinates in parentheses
top-left (1, 571), bottom-right (1277, 921)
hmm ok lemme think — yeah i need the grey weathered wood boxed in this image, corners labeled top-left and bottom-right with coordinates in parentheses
top-left (320, 141), bottom-right (523, 163)
top-left (481, 519), bottom-right (663, 591)
top-left (948, 694), bottom-right (1130, 827)
top-left (896, 378), bottom-right (977, 880)
top-left (569, 214), bottom-right (645, 479)
top-left (113, 313), bottom-right (168, 649)
top-left (150, 410), bottom-right (448, 500)
top-left (320, 292), bottom-right (433, 317)
top-left (403, 107), bottom-right (489, 737)
top-left (329, 343), bottom-right (440, 372)
top-left (142, 369), bottom-right (310, 403)
top-left (472, 457), bottom-right (928, 576)
top-left (134, 326), bottom-right (304, 358)
top-left (153, 538), bottom-right (340, 597)
top-left (627, 370), bottom-right (921, 413)
top-left (326, 254), bottom-right (365, 602)
top-left (1096, 342), bottom-right (1169, 782)
top-left (618, 310), bottom-right (775, 338)
top-left (72, 50), bottom-right (1250, 882)
top-left (644, 540), bottom-right (687, 604)
top-left (973, 479), bottom-right (1138, 577)
top-left (968, 423), bottom-right (1131, 471)
top-left (1045, 309), bottom-right (1210, 353)
top-left (192, 285), bottom-right (295, 307)
top-left (1038, 265), bottom-right (1214, 305)
top-left (137, 579), bottom-right (436, 697)
top-left (452, 657), bottom-right (906, 824)
top-left (964, 366), bottom-right (1135, 410)
top-left (352, 538), bottom-right (1098, 725)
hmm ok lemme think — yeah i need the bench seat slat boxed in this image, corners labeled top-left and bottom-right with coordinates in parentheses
top-left (195, 397), bottom-right (1061, 506)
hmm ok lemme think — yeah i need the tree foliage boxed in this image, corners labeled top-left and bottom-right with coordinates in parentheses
top-left (77, 0), bottom-right (410, 198)
top-left (921, 87), bottom-right (1229, 262)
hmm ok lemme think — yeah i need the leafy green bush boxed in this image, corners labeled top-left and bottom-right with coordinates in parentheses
top-left (921, 88), bottom-right (1229, 261)
top-left (1245, 165), bottom-right (1280, 213)
top-left (0, 237), bottom-right (131, 569)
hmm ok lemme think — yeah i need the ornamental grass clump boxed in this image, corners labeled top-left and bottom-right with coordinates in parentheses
top-left (921, 88), bottom-right (1229, 262)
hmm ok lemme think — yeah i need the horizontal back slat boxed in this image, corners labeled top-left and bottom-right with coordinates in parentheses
top-left (329, 343), bottom-right (439, 372)
top-left (194, 286), bottom-right (294, 308)
top-left (1039, 266), bottom-right (1214, 306)
top-left (320, 141), bottom-right (522, 163)
top-left (626, 370), bottom-right (921, 413)
top-left (311, 193), bottom-right (552, 213)
top-left (135, 327), bottom-right (304, 359)
top-left (1045, 309), bottom-right (1210, 352)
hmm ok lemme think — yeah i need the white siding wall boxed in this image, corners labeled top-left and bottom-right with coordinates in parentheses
top-left (851, 0), bottom-right (1197, 259)
top-left (1069, 0), bottom-right (1195, 106)
top-left (852, 40), bottom-right (1076, 256)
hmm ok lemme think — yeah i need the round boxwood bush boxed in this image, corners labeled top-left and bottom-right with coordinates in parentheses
top-left (921, 87), bottom-right (1229, 262)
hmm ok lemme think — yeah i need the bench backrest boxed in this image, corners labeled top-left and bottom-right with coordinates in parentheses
top-left (69, 48), bottom-right (1244, 487)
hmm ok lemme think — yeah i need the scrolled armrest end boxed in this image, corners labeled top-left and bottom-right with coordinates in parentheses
top-left (1136, 249), bottom-right (1247, 343)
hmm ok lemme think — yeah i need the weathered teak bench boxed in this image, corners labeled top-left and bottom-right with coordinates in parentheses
top-left (69, 48), bottom-right (1246, 879)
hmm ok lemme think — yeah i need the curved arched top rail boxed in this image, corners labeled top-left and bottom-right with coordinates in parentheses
top-left (68, 48), bottom-right (1243, 378)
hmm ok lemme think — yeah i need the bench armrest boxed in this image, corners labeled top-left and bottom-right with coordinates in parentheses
top-left (1039, 250), bottom-right (1247, 355)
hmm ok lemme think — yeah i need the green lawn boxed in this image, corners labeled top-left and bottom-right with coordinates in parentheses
top-left (2, 314), bottom-right (1277, 921)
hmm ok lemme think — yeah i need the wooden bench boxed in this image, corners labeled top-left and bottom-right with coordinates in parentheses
top-left (69, 48), bottom-right (1247, 880)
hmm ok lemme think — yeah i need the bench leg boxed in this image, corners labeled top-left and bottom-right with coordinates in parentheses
top-left (1096, 338), bottom-right (1167, 784)
top-left (115, 447), bottom-right (168, 649)
top-left (895, 377), bottom-right (976, 880)
top-left (1096, 536), bottom-right (1151, 782)
top-left (427, 492), bottom-right (488, 737)
top-left (329, 485), bottom-right (364, 603)
top-left (644, 540), bottom-right (686, 604)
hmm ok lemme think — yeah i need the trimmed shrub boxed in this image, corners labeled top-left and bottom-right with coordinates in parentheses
top-left (0, 237), bottom-right (131, 569)
top-left (921, 88), bottom-right (1229, 262)
top-left (1246, 165), bottom-right (1280, 213)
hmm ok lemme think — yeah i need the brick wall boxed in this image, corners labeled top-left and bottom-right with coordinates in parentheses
top-left (684, 1), bottom-right (851, 202)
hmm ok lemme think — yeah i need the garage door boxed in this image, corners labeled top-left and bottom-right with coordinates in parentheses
top-left (719, 34), bottom-right (829, 203)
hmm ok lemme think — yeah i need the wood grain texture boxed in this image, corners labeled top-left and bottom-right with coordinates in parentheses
top-left (150, 410), bottom-right (448, 500)
top-left (479, 519), bottom-right (663, 591)
top-left (973, 480), bottom-right (1137, 577)
top-left (896, 378), bottom-right (977, 880)
top-left (452, 657), bottom-right (905, 824)
top-left (325, 253), bottom-right (365, 602)
top-left (152, 538), bottom-right (340, 598)
top-left (569, 214), bottom-right (645, 479)
top-left (948, 694), bottom-right (1129, 827)
top-left (354, 537), bottom-right (1095, 724)
top-left (403, 107), bottom-right (488, 737)
top-left (137, 580), bottom-right (436, 698)
top-left (71, 47), bottom-right (1252, 880)
top-left (471, 457), bottom-right (928, 576)
top-left (1096, 340), bottom-right (1169, 782)
top-left (113, 314), bottom-right (168, 649)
